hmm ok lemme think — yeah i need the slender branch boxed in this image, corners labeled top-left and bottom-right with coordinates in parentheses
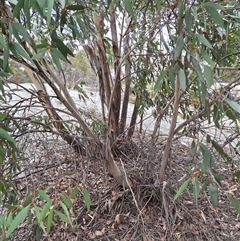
top-left (214, 67), bottom-right (240, 70)
top-left (158, 75), bottom-right (181, 183)
top-left (218, 51), bottom-right (240, 62)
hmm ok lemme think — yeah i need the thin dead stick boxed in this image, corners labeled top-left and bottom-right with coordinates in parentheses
top-left (119, 158), bottom-right (145, 231)
top-left (162, 181), bottom-right (169, 229)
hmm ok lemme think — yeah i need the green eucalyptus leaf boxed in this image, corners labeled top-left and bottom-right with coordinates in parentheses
top-left (70, 187), bottom-right (78, 199)
top-left (179, 68), bottom-right (186, 91)
top-left (225, 98), bottom-right (240, 114)
top-left (204, 65), bottom-right (214, 88)
top-left (58, 0), bottom-right (65, 7)
top-left (0, 128), bottom-right (15, 143)
top-left (47, 208), bottom-right (54, 233)
top-left (197, 34), bottom-right (213, 49)
top-left (185, 9), bottom-right (192, 34)
top-left (205, 100), bottom-right (211, 123)
top-left (212, 171), bottom-right (224, 186)
top-left (38, 190), bottom-right (50, 202)
top-left (174, 178), bottom-right (191, 200)
top-left (200, 179), bottom-right (210, 193)
top-left (32, 51), bottom-right (45, 60)
top-left (200, 144), bottom-right (212, 173)
top-left (3, 48), bottom-right (9, 70)
top-left (23, 0), bottom-right (31, 29)
top-left (54, 210), bottom-right (69, 223)
top-left (229, 196), bottom-right (240, 214)
top-left (0, 34), bottom-right (7, 49)
top-left (124, 0), bottom-right (135, 19)
top-left (82, 188), bottom-right (91, 211)
top-left (213, 102), bottom-right (220, 128)
top-left (203, 2), bottom-right (223, 27)
top-left (209, 184), bottom-right (218, 207)
top-left (201, 50), bottom-right (214, 66)
top-left (60, 194), bottom-right (73, 208)
top-left (39, 200), bottom-right (53, 222)
top-left (47, 0), bottom-right (54, 25)
top-left (154, 71), bottom-right (165, 92)
top-left (192, 177), bottom-right (200, 203)
top-left (6, 206), bottom-right (29, 238)
top-left (53, 38), bottom-right (74, 57)
top-left (59, 201), bottom-right (72, 226)
top-left (13, 0), bottom-right (25, 18)
top-left (11, 22), bottom-right (31, 44)
top-left (13, 42), bottom-right (34, 64)
top-left (191, 57), bottom-right (204, 82)
top-left (174, 34), bottom-right (184, 60)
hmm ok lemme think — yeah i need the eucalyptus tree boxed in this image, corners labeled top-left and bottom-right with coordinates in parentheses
top-left (0, 3), bottom-right (240, 236)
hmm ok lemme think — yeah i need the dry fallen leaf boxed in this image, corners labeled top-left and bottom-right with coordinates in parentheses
top-left (112, 190), bottom-right (120, 201)
top-left (115, 214), bottom-right (121, 224)
top-left (124, 232), bottom-right (132, 241)
top-left (95, 227), bottom-right (105, 236)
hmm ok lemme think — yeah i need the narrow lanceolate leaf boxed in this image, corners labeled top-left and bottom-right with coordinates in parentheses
top-left (47, 208), bottom-right (54, 233)
top-left (59, 201), bottom-right (72, 226)
top-left (179, 69), bottom-right (186, 91)
top-left (70, 187), bottom-right (78, 199)
top-left (203, 2), bottom-right (224, 10)
top-left (225, 98), bottom-right (240, 114)
top-left (124, 0), bottom-right (135, 20)
top-left (58, 0), bottom-right (65, 7)
top-left (197, 34), bottom-right (213, 49)
top-left (213, 102), bottom-right (220, 128)
top-left (178, 2), bottom-right (184, 19)
top-left (13, 0), bottom-right (25, 17)
top-left (200, 144), bottom-right (212, 174)
top-left (60, 194), bottom-right (73, 208)
top-left (229, 196), bottom-right (240, 214)
top-left (23, 0), bottom-right (31, 29)
top-left (0, 79), bottom-right (5, 97)
top-left (204, 65), bottom-right (213, 88)
top-left (54, 210), bottom-right (69, 223)
top-left (174, 34), bottom-right (184, 60)
top-left (156, 0), bottom-right (162, 11)
top-left (154, 71), bottom-right (165, 92)
top-left (174, 178), bottom-right (191, 200)
top-left (211, 140), bottom-right (225, 156)
top-left (191, 57), bottom-right (204, 82)
top-left (0, 128), bottom-right (15, 143)
top-left (3, 48), bottom-right (9, 70)
top-left (205, 100), bottom-right (211, 124)
top-left (82, 188), bottom-right (91, 211)
top-left (12, 42), bottom-right (33, 64)
top-left (0, 34), bottom-right (7, 49)
top-left (203, 2), bottom-right (223, 27)
top-left (185, 9), bottom-right (192, 34)
top-left (47, 0), bottom-right (54, 25)
top-left (192, 178), bottom-right (200, 203)
top-left (6, 206), bottom-right (29, 238)
top-left (37, 0), bottom-right (47, 9)
top-left (201, 50), bottom-right (214, 66)
top-left (38, 190), bottom-right (50, 202)
top-left (53, 38), bottom-right (74, 57)
top-left (224, 104), bottom-right (237, 122)
top-left (32, 51), bottom-right (45, 60)
top-left (209, 184), bottom-right (218, 207)
top-left (39, 200), bottom-right (53, 222)
top-left (11, 23), bottom-right (31, 44)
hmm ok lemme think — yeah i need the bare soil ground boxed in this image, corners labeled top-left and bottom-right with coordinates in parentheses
top-left (8, 130), bottom-right (240, 241)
